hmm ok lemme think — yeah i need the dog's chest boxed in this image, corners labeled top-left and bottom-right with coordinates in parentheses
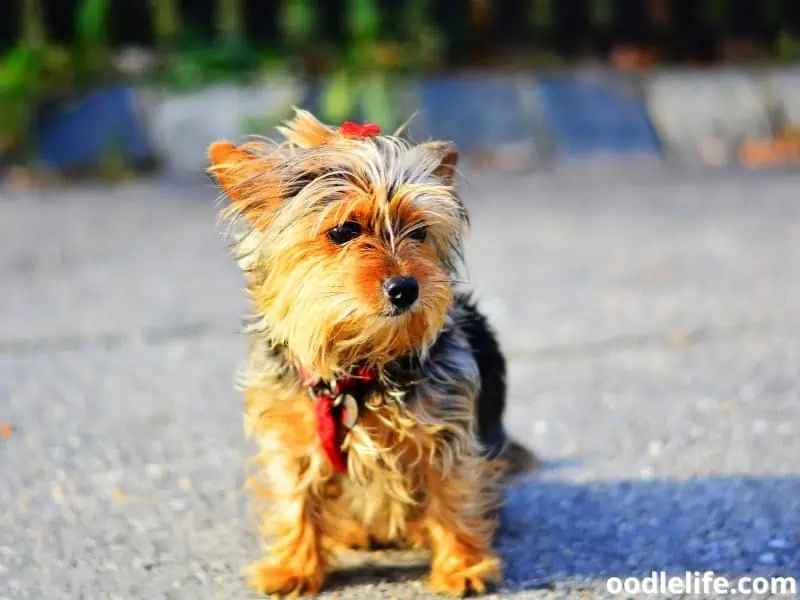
top-left (338, 465), bottom-right (420, 542)
top-left (335, 399), bottom-right (434, 540)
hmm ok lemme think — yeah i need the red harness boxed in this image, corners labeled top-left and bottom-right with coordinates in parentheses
top-left (298, 365), bottom-right (377, 473)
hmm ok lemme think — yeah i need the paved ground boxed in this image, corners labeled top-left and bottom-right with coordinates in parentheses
top-left (1, 168), bottom-right (799, 599)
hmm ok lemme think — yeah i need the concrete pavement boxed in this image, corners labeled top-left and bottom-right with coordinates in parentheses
top-left (1, 169), bottom-right (799, 598)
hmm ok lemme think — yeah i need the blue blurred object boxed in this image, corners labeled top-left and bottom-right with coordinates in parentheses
top-left (536, 76), bottom-right (661, 159)
top-left (35, 86), bottom-right (151, 170)
top-left (417, 77), bottom-right (538, 151)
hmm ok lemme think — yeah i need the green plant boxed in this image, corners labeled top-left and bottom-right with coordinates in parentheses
top-left (281, 0), bottom-right (318, 48)
top-left (216, 0), bottom-right (245, 44)
top-left (317, 0), bottom-right (442, 130)
top-left (153, 0), bottom-right (271, 92)
top-left (0, 0), bottom-right (76, 158)
top-left (0, 43), bottom-right (77, 155)
top-left (776, 31), bottom-right (800, 62)
top-left (150, 0), bottom-right (180, 49)
top-left (359, 73), bottom-right (392, 128)
top-left (0, 45), bottom-right (41, 154)
top-left (316, 0), bottom-right (384, 127)
top-left (74, 0), bottom-right (112, 85)
top-left (20, 0), bottom-right (45, 49)
top-left (347, 0), bottom-right (380, 44)
top-left (402, 0), bottom-right (443, 71)
top-left (0, 0), bottom-right (119, 161)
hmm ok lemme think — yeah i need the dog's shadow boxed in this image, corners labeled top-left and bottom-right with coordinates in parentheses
top-left (325, 474), bottom-right (800, 592)
top-left (498, 474), bottom-right (800, 591)
top-left (326, 548), bottom-right (430, 590)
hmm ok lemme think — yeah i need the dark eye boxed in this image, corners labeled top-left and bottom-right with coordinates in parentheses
top-left (327, 221), bottom-right (362, 245)
top-left (409, 226), bottom-right (427, 242)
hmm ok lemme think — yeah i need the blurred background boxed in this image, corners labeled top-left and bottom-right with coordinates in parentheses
top-left (1, 0), bottom-right (800, 179)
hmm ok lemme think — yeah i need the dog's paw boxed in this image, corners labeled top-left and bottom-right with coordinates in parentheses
top-left (246, 561), bottom-right (324, 597)
top-left (325, 520), bottom-right (372, 551)
top-left (404, 520), bottom-right (430, 549)
top-left (428, 554), bottom-right (501, 596)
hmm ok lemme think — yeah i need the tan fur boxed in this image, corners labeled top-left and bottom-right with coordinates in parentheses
top-left (210, 110), bottom-right (502, 596)
top-left (242, 368), bottom-right (500, 596)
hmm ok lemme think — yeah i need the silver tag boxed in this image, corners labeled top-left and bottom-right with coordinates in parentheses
top-left (340, 394), bottom-right (358, 429)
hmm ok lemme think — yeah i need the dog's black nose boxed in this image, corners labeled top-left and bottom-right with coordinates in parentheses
top-left (383, 276), bottom-right (419, 310)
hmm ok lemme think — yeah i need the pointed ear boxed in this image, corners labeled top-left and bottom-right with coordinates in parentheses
top-left (208, 140), bottom-right (238, 165)
top-left (207, 141), bottom-right (256, 199)
top-left (421, 141), bottom-right (459, 183)
top-left (207, 141), bottom-right (281, 225)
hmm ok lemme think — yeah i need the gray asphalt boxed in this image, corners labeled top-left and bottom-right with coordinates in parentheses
top-left (1, 168), bottom-right (799, 599)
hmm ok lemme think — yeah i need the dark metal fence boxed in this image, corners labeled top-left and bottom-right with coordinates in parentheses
top-left (3, 1), bottom-right (800, 66)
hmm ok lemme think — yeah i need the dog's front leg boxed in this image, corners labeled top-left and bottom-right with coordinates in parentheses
top-left (244, 389), bottom-right (328, 596)
top-left (422, 454), bottom-right (502, 596)
top-left (246, 461), bottom-right (327, 596)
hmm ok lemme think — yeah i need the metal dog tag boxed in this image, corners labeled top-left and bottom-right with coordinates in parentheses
top-left (340, 394), bottom-right (358, 429)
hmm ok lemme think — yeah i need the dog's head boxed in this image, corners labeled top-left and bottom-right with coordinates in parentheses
top-left (208, 110), bottom-right (467, 378)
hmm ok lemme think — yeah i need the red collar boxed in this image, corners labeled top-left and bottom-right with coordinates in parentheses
top-left (297, 364), bottom-right (376, 397)
top-left (297, 364), bottom-right (377, 473)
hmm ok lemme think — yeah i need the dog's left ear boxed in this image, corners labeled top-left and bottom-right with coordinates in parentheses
top-left (208, 141), bottom-right (282, 225)
top-left (420, 141), bottom-right (459, 183)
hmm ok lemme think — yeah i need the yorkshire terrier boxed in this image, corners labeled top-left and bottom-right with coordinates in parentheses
top-left (207, 110), bottom-right (534, 597)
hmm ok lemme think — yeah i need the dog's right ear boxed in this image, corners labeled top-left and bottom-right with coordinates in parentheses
top-left (208, 140), bottom-right (242, 168)
top-left (207, 140), bottom-right (257, 200)
top-left (207, 141), bottom-right (282, 225)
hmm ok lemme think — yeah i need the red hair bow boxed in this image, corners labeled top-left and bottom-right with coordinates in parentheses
top-left (340, 121), bottom-right (381, 138)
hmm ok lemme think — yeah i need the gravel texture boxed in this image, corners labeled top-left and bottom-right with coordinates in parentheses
top-left (1, 168), bottom-right (799, 599)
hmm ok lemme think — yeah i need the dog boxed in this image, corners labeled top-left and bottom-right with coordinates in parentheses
top-left (207, 110), bottom-right (534, 596)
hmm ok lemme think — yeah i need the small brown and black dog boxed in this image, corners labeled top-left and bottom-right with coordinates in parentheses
top-left (207, 110), bottom-right (534, 597)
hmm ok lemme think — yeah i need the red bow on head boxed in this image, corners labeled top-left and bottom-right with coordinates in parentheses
top-left (340, 121), bottom-right (381, 138)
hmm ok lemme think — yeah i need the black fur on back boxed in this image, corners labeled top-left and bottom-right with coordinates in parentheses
top-left (453, 294), bottom-right (507, 458)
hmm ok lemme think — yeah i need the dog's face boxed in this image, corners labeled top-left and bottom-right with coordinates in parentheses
top-left (209, 111), bottom-right (468, 377)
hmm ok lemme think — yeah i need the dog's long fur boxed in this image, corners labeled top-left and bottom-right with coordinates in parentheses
top-left (208, 110), bottom-right (534, 596)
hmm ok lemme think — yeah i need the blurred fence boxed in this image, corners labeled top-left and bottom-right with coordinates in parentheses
top-left (3, 1), bottom-right (800, 177)
top-left (2, 1), bottom-right (800, 66)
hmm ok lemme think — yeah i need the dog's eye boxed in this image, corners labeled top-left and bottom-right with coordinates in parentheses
top-left (408, 226), bottom-right (427, 243)
top-left (327, 221), bottom-right (362, 245)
